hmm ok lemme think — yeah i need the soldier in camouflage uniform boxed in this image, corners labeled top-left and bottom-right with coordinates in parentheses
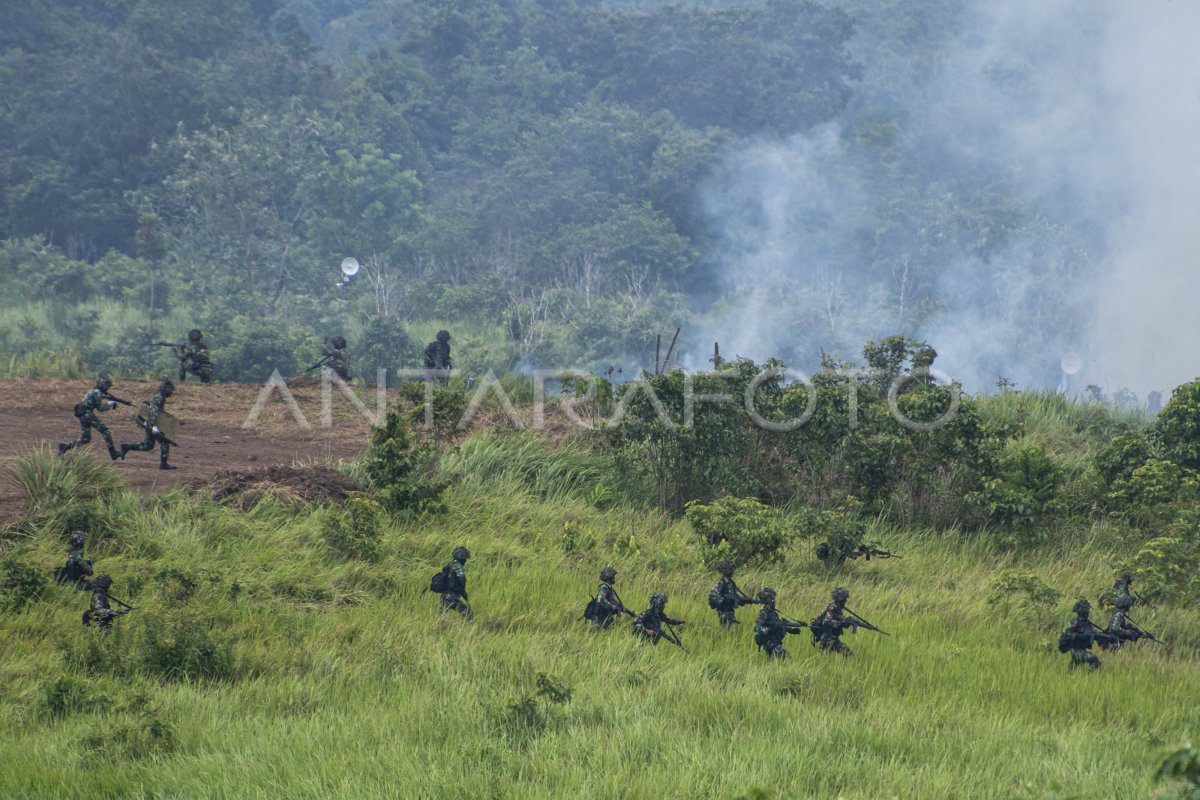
top-left (174, 329), bottom-right (214, 383)
top-left (633, 592), bottom-right (684, 645)
top-left (1060, 599), bottom-right (1113, 670)
top-left (591, 566), bottom-right (627, 630)
top-left (709, 560), bottom-right (756, 629)
top-left (58, 375), bottom-right (121, 460)
top-left (1102, 595), bottom-right (1144, 650)
top-left (322, 336), bottom-right (352, 382)
top-left (119, 379), bottom-right (176, 470)
top-left (813, 586), bottom-right (858, 656)
top-left (752, 588), bottom-right (806, 659)
top-left (82, 575), bottom-right (127, 635)
top-left (55, 531), bottom-right (94, 589)
top-left (424, 330), bottom-right (453, 371)
top-left (440, 546), bottom-right (471, 618)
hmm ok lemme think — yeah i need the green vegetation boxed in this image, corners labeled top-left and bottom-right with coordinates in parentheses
top-left (2, 379), bottom-right (1198, 799)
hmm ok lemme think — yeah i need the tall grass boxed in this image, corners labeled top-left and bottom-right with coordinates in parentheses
top-left (4, 445), bottom-right (128, 533)
top-left (977, 390), bottom-right (1150, 452)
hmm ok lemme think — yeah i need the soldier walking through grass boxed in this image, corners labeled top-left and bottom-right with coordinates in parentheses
top-left (54, 531), bottom-right (93, 589)
top-left (437, 546), bottom-right (472, 619)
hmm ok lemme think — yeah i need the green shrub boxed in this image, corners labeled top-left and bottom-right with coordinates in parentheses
top-left (41, 673), bottom-right (111, 718)
top-left (1094, 432), bottom-right (1155, 487)
top-left (985, 569), bottom-right (1061, 631)
top-left (0, 556), bottom-right (49, 610)
top-left (968, 443), bottom-right (1064, 543)
top-left (1154, 380), bottom-right (1200, 471)
top-left (1156, 744), bottom-right (1200, 799)
top-left (685, 496), bottom-right (791, 565)
top-left (321, 495), bottom-right (383, 561)
top-left (361, 406), bottom-right (447, 514)
top-left (4, 445), bottom-right (127, 523)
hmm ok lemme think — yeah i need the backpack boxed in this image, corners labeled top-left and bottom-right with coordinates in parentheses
top-left (582, 597), bottom-right (600, 621)
top-left (73, 402), bottom-right (87, 418)
top-left (1057, 629), bottom-right (1073, 654)
top-left (429, 566), bottom-right (450, 593)
top-left (753, 630), bottom-right (768, 647)
top-left (810, 615), bottom-right (828, 644)
top-left (708, 583), bottom-right (722, 610)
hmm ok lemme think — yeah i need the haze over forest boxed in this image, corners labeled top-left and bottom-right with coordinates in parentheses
top-left (1, 0), bottom-right (1196, 395)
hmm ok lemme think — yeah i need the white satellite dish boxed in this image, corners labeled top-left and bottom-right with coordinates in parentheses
top-left (1061, 352), bottom-right (1082, 375)
top-left (340, 257), bottom-right (360, 277)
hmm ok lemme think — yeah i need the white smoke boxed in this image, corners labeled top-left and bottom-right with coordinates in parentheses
top-left (698, 0), bottom-right (1200, 397)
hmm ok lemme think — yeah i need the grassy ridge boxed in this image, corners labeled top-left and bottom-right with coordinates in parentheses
top-left (1, 434), bottom-right (1196, 799)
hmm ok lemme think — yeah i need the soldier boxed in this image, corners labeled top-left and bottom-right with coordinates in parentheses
top-left (174, 329), bottom-right (214, 383)
top-left (708, 560), bottom-right (757, 629)
top-left (81, 575), bottom-right (128, 635)
top-left (813, 586), bottom-right (858, 656)
top-left (424, 330), bottom-right (453, 371)
top-left (323, 336), bottom-right (352, 382)
top-left (632, 593), bottom-right (684, 646)
top-left (590, 566), bottom-right (628, 629)
top-left (58, 374), bottom-right (121, 460)
top-left (1100, 574), bottom-right (1135, 608)
top-left (54, 531), bottom-right (93, 589)
top-left (119, 379), bottom-right (176, 470)
top-left (439, 546), bottom-right (471, 619)
top-left (1059, 599), bottom-right (1114, 670)
top-left (1103, 595), bottom-right (1144, 650)
top-left (752, 588), bottom-right (806, 659)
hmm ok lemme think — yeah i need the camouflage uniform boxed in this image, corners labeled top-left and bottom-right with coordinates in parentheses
top-left (710, 575), bottom-right (741, 628)
top-left (440, 548), bottom-right (471, 618)
top-left (816, 591), bottom-right (857, 656)
top-left (82, 576), bottom-right (125, 634)
top-left (1061, 601), bottom-right (1109, 670)
top-left (176, 330), bottom-right (214, 383)
top-left (56, 546), bottom-right (93, 589)
top-left (592, 580), bottom-right (623, 630)
top-left (424, 331), bottom-right (453, 370)
top-left (753, 592), bottom-right (804, 659)
top-left (633, 594), bottom-right (683, 645)
top-left (323, 338), bottom-right (352, 382)
top-left (120, 383), bottom-right (174, 469)
top-left (59, 382), bottom-right (119, 459)
top-left (1103, 598), bottom-right (1143, 650)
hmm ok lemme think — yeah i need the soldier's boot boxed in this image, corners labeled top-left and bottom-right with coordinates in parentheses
top-left (57, 442), bottom-right (69, 456)
top-left (107, 445), bottom-right (120, 461)
top-left (118, 444), bottom-right (130, 460)
top-left (159, 458), bottom-right (177, 471)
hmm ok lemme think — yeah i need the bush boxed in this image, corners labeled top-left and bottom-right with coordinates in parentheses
top-left (4, 445), bottom-right (127, 524)
top-left (140, 613), bottom-right (236, 682)
top-left (322, 495), bottom-right (383, 561)
top-left (968, 443), bottom-right (1064, 543)
top-left (685, 496), bottom-right (791, 565)
top-left (1, 556), bottom-right (49, 610)
top-left (41, 673), bottom-right (111, 718)
top-left (985, 569), bottom-right (1061, 631)
top-left (1154, 380), bottom-right (1200, 471)
top-left (360, 406), bottom-right (446, 514)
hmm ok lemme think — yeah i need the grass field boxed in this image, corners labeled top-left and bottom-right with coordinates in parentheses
top-left (1, 424), bottom-right (1196, 800)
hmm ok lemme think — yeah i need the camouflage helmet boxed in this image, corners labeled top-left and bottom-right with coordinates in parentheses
top-left (331, 335), bottom-right (347, 349)
top-left (436, 330), bottom-right (451, 342)
top-left (93, 574), bottom-right (113, 590)
top-left (452, 546), bottom-right (470, 562)
top-left (1115, 594), bottom-right (1134, 610)
top-left (96, 373), bottom-right (113, 392)
top-left (1073, 599), bottom-right (1091, 615)
top-left (68, 530), bottom-right (87, 549)
top-left (758, 587), bottom-right (776, 604)
top-left (188, 328), bottom-right (202, 342)
top-left (717, 560), bottom-right (736, 576)
top-left (832, 587), bottom-right (850, 604)
top-left (159, 379), bottom-right (175, 397)
top-left (650, 592), bottom-right (667, 607)
top-left (599, 566), bottom-right (617, 582)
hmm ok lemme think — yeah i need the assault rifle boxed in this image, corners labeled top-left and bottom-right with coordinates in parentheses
top-left (101, 392), bottom-right (133, 407)
top-left (303, 356), bottom-right (334, 374)
top-left (772, 614), bottom-right (808, 636)
top-left (1125, 615), bottom-right (1170, 649)
top-left (730, 578), bottom-right (763, 607)
top-left (659, 620), bottom-right (688, 652)
top-left (610, 587), bottom-right (637, 618)
top-left (154, 341), bottom-right (187, 354)
top-left (844, 606), bottom-right (889, 636)
top-left (858, 544), bottom-right (900, 560)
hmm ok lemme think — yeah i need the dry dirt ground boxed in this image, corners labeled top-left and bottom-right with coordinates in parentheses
top-left (0, 378), bottom-right (391, 524)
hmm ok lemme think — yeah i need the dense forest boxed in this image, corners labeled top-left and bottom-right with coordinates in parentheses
top-left (2, 0), bottom-right (1124, 388)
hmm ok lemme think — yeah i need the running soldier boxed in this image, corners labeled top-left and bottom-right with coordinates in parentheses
top-left (424, 330), bottom-right (453, 371)
top-left (588, 566), bottom-right (629, 630)
top-left (1058, 599), bottom-right (1115, 670)
top-left (1103, 595), bottom-right (1144, 650)
top-left (708, 560), bottom-right (759, 629)
top-left (119, 379), bottom-right (176, 470)
top-left (58, 375), bottom-right (122, 460)
top-left (812, 586), bottom-right (858, 656)
top-left (323, 336), bottom-right (352, 382)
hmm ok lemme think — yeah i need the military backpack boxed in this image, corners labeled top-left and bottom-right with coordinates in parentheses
top-left (429, 566), bottom-right (450, 593)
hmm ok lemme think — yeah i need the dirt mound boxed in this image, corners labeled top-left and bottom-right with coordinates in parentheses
top-left (197, 465), bottom-right (364, 510)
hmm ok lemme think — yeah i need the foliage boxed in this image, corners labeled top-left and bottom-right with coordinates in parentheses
top-left (985, 569), bottom-right (1062, 631)
top-left (685, 496), bottom-right (791, 566)
top-left (139, 612), bottom-right (236, 683)
top-left (321, 495), bottom-right (384, 562)
top-left (1157, 744), bottom-right (1200, 800)
top-left (0, 556), bottom-right (49, 610)
top-left (360, 405), bottom-right (446, 514)
top-left (1154, 380), bottom-right (1200, 471)
top-left (967, 443), bottom-right (1064, 543)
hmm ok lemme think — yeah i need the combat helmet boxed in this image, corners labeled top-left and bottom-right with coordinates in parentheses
top-left (717, 560), bottom-right (736, 576)
top-left (650, 592), bottom-right (667, 608)
top-left (96, 374), bottom-right (113, 392)
top-left (159, 378), bottom-right (175, 397)
top-left (452, 546), bottom-right (470, 562)
top-left (832, 587), bottom-right (850, 604)
top-left (1115, 595), bottom-right (1134, 610)
top-left (758, 587), bottom-right (776, 605)
top-left (436, 330), bottom-right (451, 343)
top-left (93, 575), bottom-right (113, 590)
top-left (599, 566), bottom-right (617, 582)
top-left (188, 328), bottom-right (202, 342)
top-left (68, 531), bottom-right (87, 549)
top-left (1073, 599), bottom-right (1091, 616)
top-left (330, 335), bottom-right (347, 349)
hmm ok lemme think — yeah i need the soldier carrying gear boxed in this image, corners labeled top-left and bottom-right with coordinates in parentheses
top-left (58, 375), bottom-right (122, 460)
top-left (812, 587), bottom-right (857, 656)
top-left (1103, 595), bottom-right (1144, 650)
top-left (753, 588), bottom-right (806, 659)
top-left (1058, 599), bottom-right (1116, 670)
top-left (322, 336), bottom-right (352, 382)
top-left (708, 560), bottom-right (760, 629)
top-left (633, 592), bottom-right (685, 646)
top-left (170, 329), bottom-right (214, 383)
top-left (587, 566), bottom-right (632, 630)
top-left (438, 546), bottom-right (471, 618)
top-left (82, 575), bottom-right (128, 634)
top-left (119, 379), bottom-right (176, 470)
top-left (424, 330), bottom-right (453, 371)
top-left (54, 531), bottom-right (94, 589)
